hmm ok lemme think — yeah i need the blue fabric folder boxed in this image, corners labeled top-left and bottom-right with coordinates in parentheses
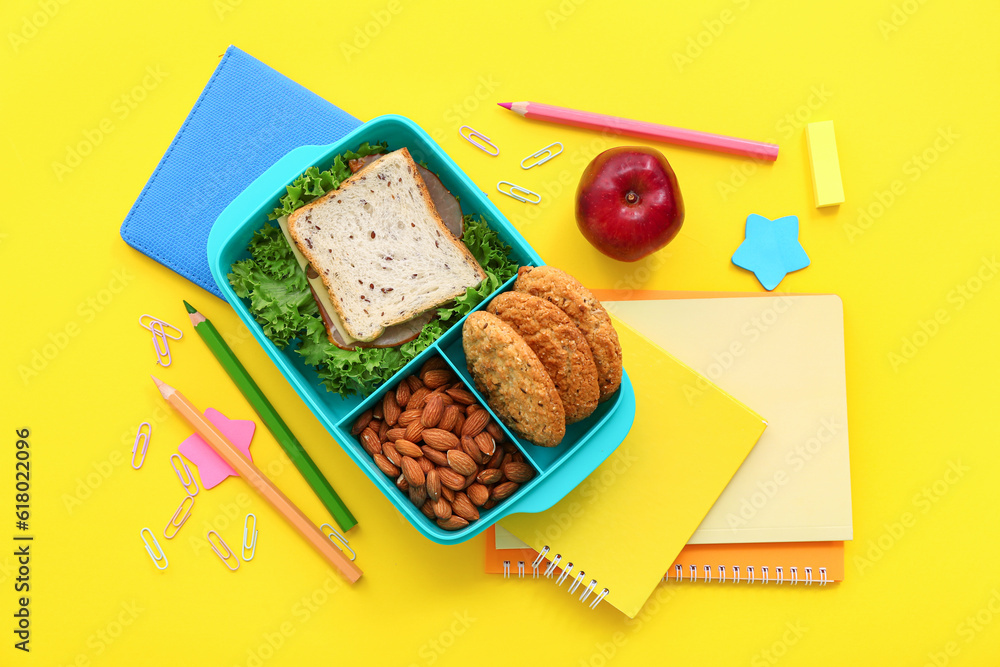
top-left (119, 45), bottom-right (361, 298)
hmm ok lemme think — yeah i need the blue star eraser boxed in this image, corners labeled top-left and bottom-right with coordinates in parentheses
top-left (731, 214), bottom-right (810, 291)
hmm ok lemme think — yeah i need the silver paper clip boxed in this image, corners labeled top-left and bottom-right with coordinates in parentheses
top-left (131, 422), bottom-right (152, 469)
top-left (169, 454), bottom-right (199, 496)
top-left (320, 523), bottom-right (357, 561)
top-left (521, 142), bottom-right (563, 169)
top-left (497, 181), bottom-right (541, 204)
top-left (163, 495), bottom-right (195, 540)
top-left (141, 527), bottom-right (169, 570)
top-left (207, 530), bottom-right (240, 571)
top-left (139, 314), bottom-right (182, 367)
top-left (242, 513), bottom-right (258, 561)
top-left (459, 126), bottom-right (500, 156)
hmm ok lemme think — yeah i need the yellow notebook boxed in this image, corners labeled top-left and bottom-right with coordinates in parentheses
top-left (499, 316), bottom-right (767, 618)
top-left (605, 295), bottom-right (853, 544)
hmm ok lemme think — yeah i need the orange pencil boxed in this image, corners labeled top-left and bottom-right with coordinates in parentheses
top-left (152, 376), bottom-right (362, 583)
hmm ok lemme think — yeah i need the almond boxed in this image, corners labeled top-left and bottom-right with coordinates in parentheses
top-left (423, 428), bottom-right (459, 451)
top-left (461, 436), bottom-right (485, 465)
top-left (486, 420), bottom-right (505, 443)
top-left (422, 369), bottom-right (453, 389)
top-left (372, 401), bottom-right (384, 421)
top-left (463, 472), bottom-right (478, 490)
top-left (483, 498), bottom-right (498, 510)
top-left (405, 375), bottom-right (423, 393)
top-left (395, 474), bottom-right (409, 493)
top-left (417, 456), bottom-right (434, 474)
top-left (447, 449), bottom-right (478, 476)
top-left (382, 442), bottom-right (402, 467)
top-left (453, 412), bottom-right (466, 437)
top-left (406, 387), bottom-right (431, 411)
top-left (395, 382), bottom-right (411, 408)
top-left (425, 469), bottom-right (442, 501)
top-left (438, 467), bottom-right (466, 491)
top-left (401, 456), bottom-right (425, 487)
top-left (438, 392), bottom-right (454, 406)
top-left (404, 421), bottom-right (425, 443)
top-left (408, 485), bottom-right (427, 507)
top-left (439, 404), bottom-right (460, 432)
top-left (432, 497), bottom-right (452, 520)
top-left (383, 392), bottom-right (401, 427)
top-left (386, 427), bottom-right (408, 442)
top-left (421, 393), bottom-right (444, 428)
top-left (486, 446), bottom-right (503, 469)
top-left (445, 387), bottom-right (477, 405)
top-left (503, 461), bottom-right (535, 484)
top-left (360, 429), bottom-right (381, 457)
top-left (398, 408), bottom-right (422, 427)
top-left (373, 454), bottom-right (399, 477)
top-left (422, 446), bottom-right (449, 466)
top-left (477, 468), bottom-right (503, 485)
top-left (452, 492), bottom-right (480, 522)
top-left (351, 409), bottom-right (373, 436)
top-left (462, 409), bottom-right (489, 437)
top-left (474, 432), bottom-right (496, 456)
top-left (394, 439), bottom-right (422, 458)
top-left (420, 499), bottom-right (436, 520)
top-left (441, 486), bottom-right (455, 502)
top-left (378, 419), bottom-right (390, 443)
top-left (492, 481), bottom-right (519, 500)
top-left (437, 516), bottom-right (469, 531)
top-left (420, 357), bottom-right (449, 376)
top-left (466, 403), bottom-right (482, 416)
top-left (467, 483), bottom-right (489, 506)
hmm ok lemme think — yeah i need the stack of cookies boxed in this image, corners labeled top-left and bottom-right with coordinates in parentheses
top-left (462, 266), bottom-right (623, 448)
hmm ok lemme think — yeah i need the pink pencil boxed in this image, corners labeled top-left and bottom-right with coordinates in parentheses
top-left (498, 101), bottom-right (778, 161)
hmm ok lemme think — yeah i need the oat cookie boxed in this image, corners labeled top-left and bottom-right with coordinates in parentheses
top-left (487, 291), bottom-right (599, 424)
top-left (462, 312), bottom-right (566, 447)
top-left (514, 265), bottom-right (622, 402)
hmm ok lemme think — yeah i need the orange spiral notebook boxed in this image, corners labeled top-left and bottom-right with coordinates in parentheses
top-left (484, 526), bottom-right (844, 585)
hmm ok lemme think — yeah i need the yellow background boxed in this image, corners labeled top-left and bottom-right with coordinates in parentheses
top-left (2, 0), bottom-right (998, 664)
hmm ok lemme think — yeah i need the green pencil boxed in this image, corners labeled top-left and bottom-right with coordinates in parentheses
top-left (184, 300), bottom-right (357, 532)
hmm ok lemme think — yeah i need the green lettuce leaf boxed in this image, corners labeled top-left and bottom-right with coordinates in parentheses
top-left (229, 148), bottom-right (519, 397)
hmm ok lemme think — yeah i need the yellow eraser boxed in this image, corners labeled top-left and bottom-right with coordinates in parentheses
top-left (806, 120), bottom-right (844, 208)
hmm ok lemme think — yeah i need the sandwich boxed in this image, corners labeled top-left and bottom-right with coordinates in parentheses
top-left (283, 148), bottom-right (486, 348)
top-left (229, 142), bottom-right (519, 396)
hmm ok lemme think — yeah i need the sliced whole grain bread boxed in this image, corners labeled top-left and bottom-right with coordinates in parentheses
top-left (288, 148), bottom-right (486, 341)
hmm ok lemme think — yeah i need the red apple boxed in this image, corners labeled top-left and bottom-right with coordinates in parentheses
top-left (575, 146), bottom-right (684, 262)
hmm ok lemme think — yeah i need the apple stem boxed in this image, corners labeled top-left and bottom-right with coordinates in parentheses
top-left (625, 191), bottom-right (639, 205)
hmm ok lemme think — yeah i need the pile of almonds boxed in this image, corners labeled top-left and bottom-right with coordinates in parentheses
top-left (352, 357), bottom-right (536, 531)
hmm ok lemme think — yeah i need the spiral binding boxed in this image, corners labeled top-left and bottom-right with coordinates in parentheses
top-left (663, 563), bottom-right (829, 585)
top-left (504, 545), bottom-right (830, 611)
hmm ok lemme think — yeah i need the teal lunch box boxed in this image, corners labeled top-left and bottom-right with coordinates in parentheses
top-left (207, 115), bottom-right (635, 545)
